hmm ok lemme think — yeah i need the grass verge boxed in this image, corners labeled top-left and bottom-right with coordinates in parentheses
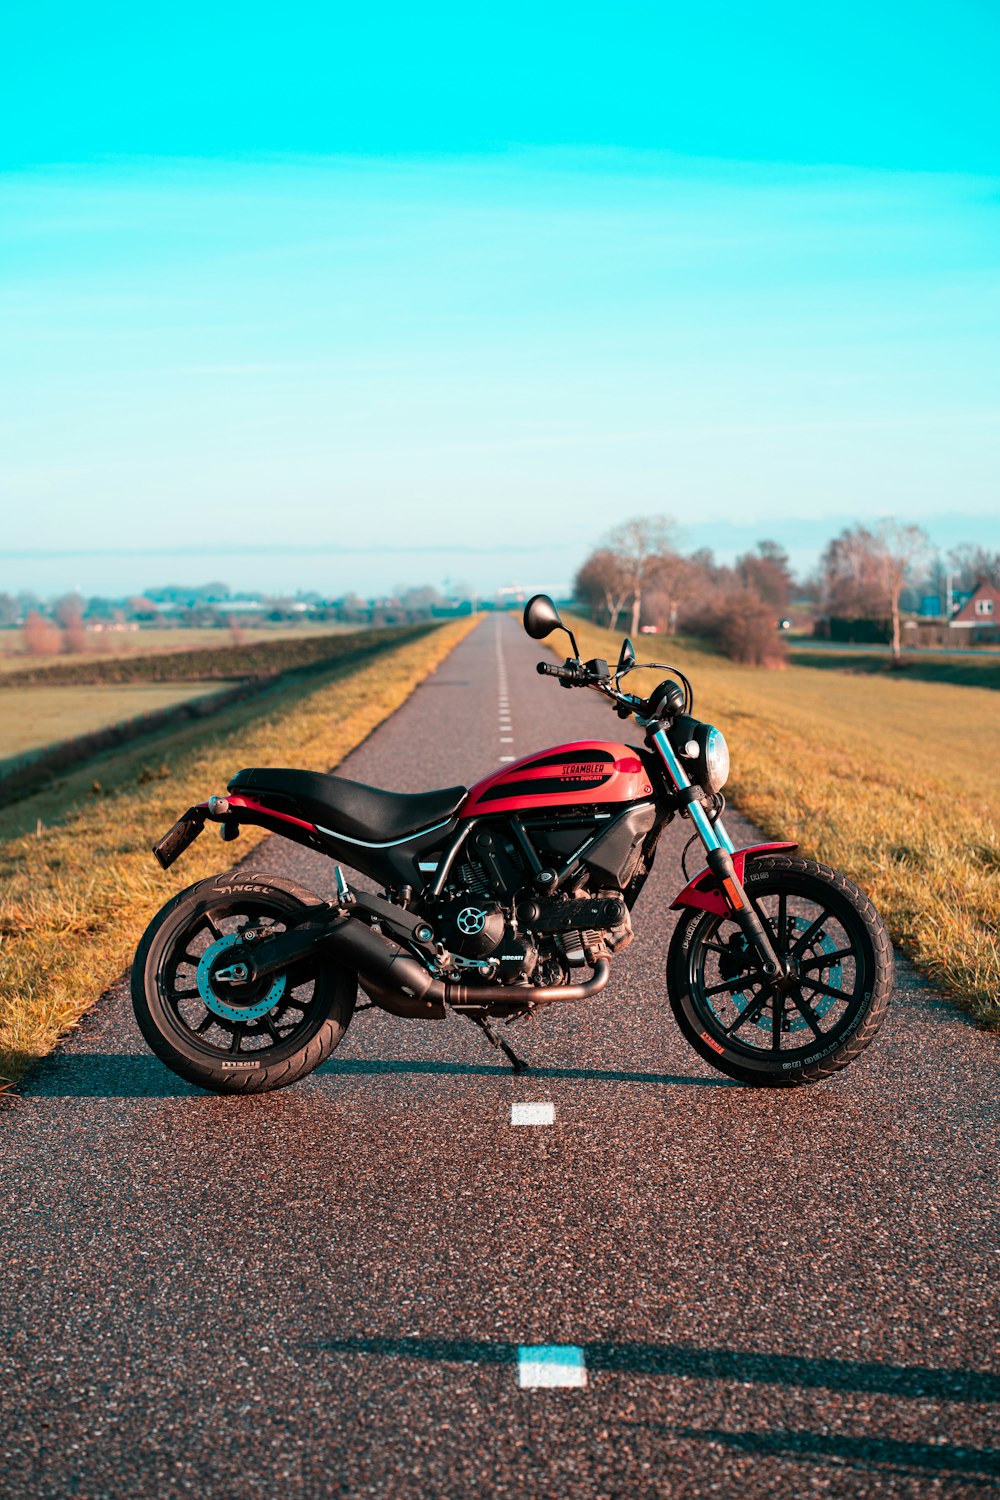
top-left (0, 615), bottom-right (479, 1089)
top-left (568, 617), bottom-right (1000, 1029)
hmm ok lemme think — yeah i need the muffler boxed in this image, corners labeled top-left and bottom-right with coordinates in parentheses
top-left (245, 912), bottom-right (612, 1019)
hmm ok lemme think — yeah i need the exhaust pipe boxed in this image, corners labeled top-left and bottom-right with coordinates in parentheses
top-left (318, 915), bottom-right (612, 1018)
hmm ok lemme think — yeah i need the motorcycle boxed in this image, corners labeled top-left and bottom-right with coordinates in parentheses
top-left (133, 596), bottom-right (893, 1091)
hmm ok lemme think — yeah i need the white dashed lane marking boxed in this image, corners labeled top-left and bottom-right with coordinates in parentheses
top-left (495, 617), bottom-right (514, 763)
top-left (518, 1346), bottom-right (587, 1389)
top-left (511, 1102), bottom-right (555, 1125)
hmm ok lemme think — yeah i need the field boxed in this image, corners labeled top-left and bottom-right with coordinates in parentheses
top-left (568, 617), bottom-right (1000, 1028)
top-left (0, 626), bottom-right (384, 687)
top-left (789, 644), bottom-right (1000, 691)
top-left (0, 622), bottom-right (355, 674)
top-left (0, 629), bottom-right (424, 808)
top-left (0, 683), bottom-right (225, 763)
top-left (0, 615), bottom-right (479, 1087)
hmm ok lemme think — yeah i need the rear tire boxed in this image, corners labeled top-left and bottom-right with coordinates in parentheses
top-left (132, 873), bottom-right (356, 1094)
top-left (667, 854), bottom-right (893, 1086)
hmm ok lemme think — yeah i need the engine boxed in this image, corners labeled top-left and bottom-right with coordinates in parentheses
top-left (425, 826), bottom-right (634, 986)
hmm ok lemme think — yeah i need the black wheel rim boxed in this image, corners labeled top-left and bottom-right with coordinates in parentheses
top-left (156, 897), bottom-right (327, 1060)
top-left (685, 877), bottom-right (873, 1063)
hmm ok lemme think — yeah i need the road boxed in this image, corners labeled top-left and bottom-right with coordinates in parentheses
top-left (2, 613), bottom-right (997, 1498)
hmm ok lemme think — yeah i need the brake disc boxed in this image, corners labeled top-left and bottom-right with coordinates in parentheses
top-left (196, 932), bottom-right (287, 1023)
top-left (716, 919), bottom-right (843, 1034)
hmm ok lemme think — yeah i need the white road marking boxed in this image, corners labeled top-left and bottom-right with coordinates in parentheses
top-left (495, 618), bottom-right (515, 758)
top-left (511, 1102), bottom-right (555, 1125)
top-left (499, 756), bottom-right (516, 762)
top-left (518, 1345), bottom-right (587, 1389)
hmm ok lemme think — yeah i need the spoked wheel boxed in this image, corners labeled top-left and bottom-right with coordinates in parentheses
top-left (132, 874), bottom-right (356, 1094)
top-left (667, 854), bottom-right (893, 1086)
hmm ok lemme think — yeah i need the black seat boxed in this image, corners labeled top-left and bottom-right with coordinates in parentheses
top-left (228, 767), bottom-right (467, 844)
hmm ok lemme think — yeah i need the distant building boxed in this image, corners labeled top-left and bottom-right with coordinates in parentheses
top-left (948, 581), bottom-right (1000, 641)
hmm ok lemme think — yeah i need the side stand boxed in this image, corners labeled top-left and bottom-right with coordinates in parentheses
top-left (466, 1013), bottom-right (530, 1073)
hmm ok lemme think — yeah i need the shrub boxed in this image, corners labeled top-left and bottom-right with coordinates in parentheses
top-left (21, 612), bottom-right (61, 656)
top-left (686, 590), bottom-right (788, 668)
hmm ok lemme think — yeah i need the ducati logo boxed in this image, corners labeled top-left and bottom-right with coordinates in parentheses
top-left (456, 906), bottom-right (487, 935)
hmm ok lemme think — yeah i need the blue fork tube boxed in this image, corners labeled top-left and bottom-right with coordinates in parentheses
top-left (650, 728), bottom-right (735, 854)
top-left (650, 727), bottom-right (779, 973)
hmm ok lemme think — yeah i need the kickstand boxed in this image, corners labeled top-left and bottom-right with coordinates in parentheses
top-left (466, 1013), bottom-right (530, 1073)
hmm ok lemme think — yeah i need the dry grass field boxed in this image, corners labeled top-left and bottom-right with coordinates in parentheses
top-left (0, 683), bottom-right (225, 762)
top-left (568, 617), bottom-right (1000, 1029)
top-left (0, 621), bottom-right (355, 674)
top-left (0, 615), bottom-right (479, 1087)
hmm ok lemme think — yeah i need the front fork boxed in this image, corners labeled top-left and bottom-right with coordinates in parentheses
top-left (650, 727), bottom-right (783, 979)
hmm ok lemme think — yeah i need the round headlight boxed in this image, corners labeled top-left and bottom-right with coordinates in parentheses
top-left (698, 724), bottom-right (730, 794)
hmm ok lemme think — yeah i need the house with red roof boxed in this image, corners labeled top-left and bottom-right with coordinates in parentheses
top-left (948, 580), bottom-right (1000, 642)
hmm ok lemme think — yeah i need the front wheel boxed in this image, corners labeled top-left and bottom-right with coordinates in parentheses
top-left (132, 873), bottom-right (356, 1094)
top-left (667, 854), bottom-right (893, 1086)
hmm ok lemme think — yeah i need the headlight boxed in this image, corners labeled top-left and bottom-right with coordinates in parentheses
top-left (695, 723), bottom-right (730, 794)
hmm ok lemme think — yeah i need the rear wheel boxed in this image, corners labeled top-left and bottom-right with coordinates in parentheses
top-left (132, 874), bottom-right (356, 1094)
top-left (667, 854), bottom-right (892, 1086)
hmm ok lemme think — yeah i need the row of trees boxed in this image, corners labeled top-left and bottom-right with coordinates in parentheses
top-left (4, 582), bottom-right (478, 657)
top-left (575, 518), bottom-right (797, 666)
top-left (574, 517), bottom-right (1000, 666)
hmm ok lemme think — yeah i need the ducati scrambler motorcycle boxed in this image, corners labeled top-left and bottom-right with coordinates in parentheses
top-left (133, 597), bottom-right (893, 1091)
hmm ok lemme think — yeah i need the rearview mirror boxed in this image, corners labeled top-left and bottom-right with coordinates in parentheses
top-left (617, 636), bottom-right (636, 673)
top-left (523, 594), bottom-right (564, 641)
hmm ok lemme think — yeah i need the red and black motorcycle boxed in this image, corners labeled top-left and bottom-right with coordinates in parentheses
top-left (133, 596), bottom-right (893, 1091)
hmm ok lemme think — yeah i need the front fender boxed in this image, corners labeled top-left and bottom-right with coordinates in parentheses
top-left (670, 843), bottom-right (798, 917)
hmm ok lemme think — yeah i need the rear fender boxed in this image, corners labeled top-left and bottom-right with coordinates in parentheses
top-left (152, 794), bottom-right (322, 870)
top-left (670, 843), bottom-right (798, 916)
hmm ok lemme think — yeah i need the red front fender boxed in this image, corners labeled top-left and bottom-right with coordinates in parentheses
top-left (670, 843), bottom-right (798, 917)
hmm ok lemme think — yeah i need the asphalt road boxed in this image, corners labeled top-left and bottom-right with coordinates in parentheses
top-left (2, 613), bottom-right (997, 1499)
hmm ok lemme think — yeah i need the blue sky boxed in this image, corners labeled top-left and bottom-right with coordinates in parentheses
top-left (2, 3), bottom-right (998, 595)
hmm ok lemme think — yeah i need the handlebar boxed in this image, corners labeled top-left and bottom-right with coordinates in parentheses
top-left (536, 660), bottom-right (585, 683)
top-left (537, 657), bottom-right (686, 723)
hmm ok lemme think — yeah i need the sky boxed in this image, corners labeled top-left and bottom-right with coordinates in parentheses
top-left (1, 2), bottom-right (998, 597)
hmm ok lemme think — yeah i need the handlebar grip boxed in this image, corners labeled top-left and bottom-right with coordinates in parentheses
top-left (537, 661), bottom-right (564, 676)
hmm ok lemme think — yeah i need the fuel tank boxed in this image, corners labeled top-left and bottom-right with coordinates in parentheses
top-left (460, 742), bottom-right (653, 817)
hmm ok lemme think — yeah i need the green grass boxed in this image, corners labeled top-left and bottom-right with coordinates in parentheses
top-left (0, 615), bottom-right (479, 1088)
top-left (789, 646), bottom-right (1000, 691)
top-left (0, 683), bottom-right (227, 762)
top-left (567, 616), bottom-right (1000, 1028)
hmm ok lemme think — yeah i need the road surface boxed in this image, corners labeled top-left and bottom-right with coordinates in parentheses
top-left (2, 613), bottom-right (996, 1498)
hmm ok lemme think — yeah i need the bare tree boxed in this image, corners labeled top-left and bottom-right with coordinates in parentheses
top-left (736, 540), bottom-right (795, 612)
top-left (605, 515), bottom-right (680, 637)
top-left (574, 549), bottom-right (632, 631)
top-left (821, 520), bottom-right (928, 658)
top-left (644, 551), bottom-right (698, 634)
top-left (54, 592), bottom-right (87, 653)
top-left (947, 543), bottom-right (1000, 592)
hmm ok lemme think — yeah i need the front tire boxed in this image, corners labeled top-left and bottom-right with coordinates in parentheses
top-left (132, 873), bottom-right (356, 1094)
top-left (667, 854), bottom-right (892, 1086)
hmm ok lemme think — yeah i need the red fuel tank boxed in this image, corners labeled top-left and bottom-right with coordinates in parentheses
top-left (460, 742), bottom-right (653, 818)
